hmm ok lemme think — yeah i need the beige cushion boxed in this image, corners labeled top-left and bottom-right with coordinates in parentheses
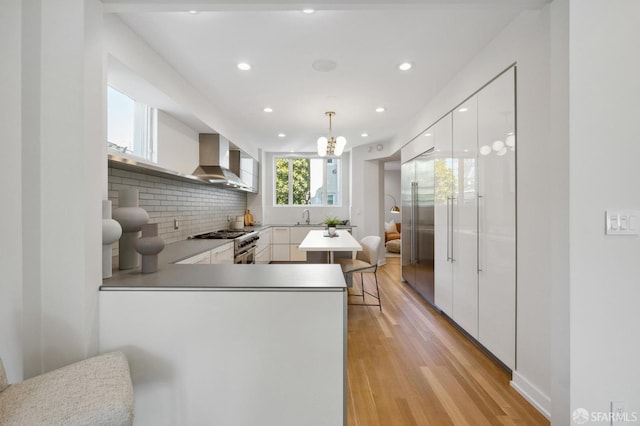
top-left (386, 239), bottom-right (400, 253)
top-left (385, 231), bottom-right (400, 242)
top-left (384, 220), bottom-right (397, 233)
top-left (0, 351), bottom-right (134, 426)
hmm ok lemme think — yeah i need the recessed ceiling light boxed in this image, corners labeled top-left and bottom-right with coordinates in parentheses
top-left (375, 107), bottom-right (385, 113)
top-left (263, 107), bottom-right (273, 113)
top-left (361, 133), bottom-right (369, 137)
top-left (424, 133), bottom-right (432, 137)
top-left (458, 107), bottom-right (468, 112)
top-left (188, 10), bottom-right (199, 14)
top-left (278, 133), bottom-right (286, 138)
top-left (237, 62), bottom-right (251, 71)
top-left (398, 62), bottom-right (413, 71)
top-left (302, 8), bottom-right (315, 14)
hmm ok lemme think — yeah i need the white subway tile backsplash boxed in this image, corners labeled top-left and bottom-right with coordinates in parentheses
top-left (108, 166), bottom-right (247, 256)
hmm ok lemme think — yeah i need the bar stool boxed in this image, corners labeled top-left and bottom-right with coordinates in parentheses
top-left (335, 235), bottom-right (382, 311)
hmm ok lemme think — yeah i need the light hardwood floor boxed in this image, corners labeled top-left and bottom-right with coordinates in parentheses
top-left (347, 257), bottom-right (548, 426)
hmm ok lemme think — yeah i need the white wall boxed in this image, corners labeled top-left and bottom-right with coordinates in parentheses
top-left (0, 0), bottom-right (24, 383)
top-left (351, 8), bottom-right (555, 417)
top-left (569, 0), bottom-right (640, 417)
top-left (350, 142), bottom-right (400, 242)
top-left (38, 0), bottom-right (104, 373)
top-left (384, 167), bottom-right (401, 224)
top-left (21, 0), bottom-right (44, 377)
top-left (104, 14), bottom-right (259, 160)
top-left (1, 0), bottom-right (105, 379)
top-left (261, 152), bottom-right (351, 226)
top-left (549, 0), bottom-right (570, 423)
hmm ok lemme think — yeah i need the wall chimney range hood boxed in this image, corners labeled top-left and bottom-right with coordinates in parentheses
top-left (193, 134), bottom-right (250, 190)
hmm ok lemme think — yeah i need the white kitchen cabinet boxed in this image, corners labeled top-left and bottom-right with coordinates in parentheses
top-left (476, 68), bottom-right (516, 369)
top-left (210, 242), bottom-right (234, 264)
top-left (433, 114), bottom-right (453, 316)
top-left (271, 244), bottom-right (290, 262)
top-left (271, 227), bottom-right (291, 261)
top-left (451, 95), bottom-right (480, 338)
top-left (256, 228), bottom-right (272, 252)
top-left (255, 246), bottom-right (271, 264)
top-left (256, 228), bottom-right (272, 264)
top-left (175, 251), bottom-right (211, 265)
top-left (289, 244), bottom-right (307, 262)
top-left (272, 227), bottom-right (290, 244)
top-left (289, 227), bottom-right (309, 262)
top-left (431, 67), bottom-right (516, 369)
top-left (289, 227), bottom-right (314, 243)
top-left (100, 284), bottom-right (346, 426)
top-left (289, 227), bottom-right (324, 262)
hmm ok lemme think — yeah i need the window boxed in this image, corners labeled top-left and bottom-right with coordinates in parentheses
top-left (107, 86), bottom-right (157, 162)
top-left (275, 157), bottom-right (341, 206)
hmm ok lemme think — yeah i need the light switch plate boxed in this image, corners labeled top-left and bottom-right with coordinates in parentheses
top-left (606, 210), bottom-right (640, 236)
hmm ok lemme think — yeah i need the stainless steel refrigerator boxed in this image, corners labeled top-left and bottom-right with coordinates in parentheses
top-left (401, 148), bottom-right (435, 304)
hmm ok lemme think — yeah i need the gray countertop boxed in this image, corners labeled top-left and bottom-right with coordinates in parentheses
top-left (263, 224), bottom-right (353, 228)
top-left (101, 263), bottom-right (346, 291)
top-left (102, 224), bottom-right (347, 291)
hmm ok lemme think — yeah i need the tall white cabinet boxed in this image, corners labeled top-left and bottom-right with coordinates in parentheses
top-left (476, 70), bottom-right (516, 368)
top-left (432, 67), bottom-right (516, 369)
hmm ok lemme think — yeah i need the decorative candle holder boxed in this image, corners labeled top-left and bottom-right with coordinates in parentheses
top-left (102, 200), bottom-right (122, 279)
top-left (113, 189), bottom-right (149, 270)
top-left (134, 223), bottom-right (165, 274)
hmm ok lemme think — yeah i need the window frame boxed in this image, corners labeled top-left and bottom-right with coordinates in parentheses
top-left (273, 155), bottom-right (342, 207)
top-left (107, 85), bottom-right (158, 163)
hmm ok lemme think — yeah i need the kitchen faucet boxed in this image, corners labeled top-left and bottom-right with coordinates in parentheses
top-left (302, 209), bottom-right (310, 225)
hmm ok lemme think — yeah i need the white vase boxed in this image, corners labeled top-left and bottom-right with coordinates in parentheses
top-left (134, 223), bottom-right (165, 274)
top-left (113, 189), bottom-right (149, 270)
top-left (328, 226), bottom-right (336, 236)
top-left (102, 200), bottom-right (122, 279)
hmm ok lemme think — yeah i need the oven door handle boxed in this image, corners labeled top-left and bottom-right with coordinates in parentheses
top-left (234, 246), bottom-right (256, 264)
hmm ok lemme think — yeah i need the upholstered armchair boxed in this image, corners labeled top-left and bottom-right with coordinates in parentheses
top-left (0, 351), bottom-right (134, 426)
top-left (385, 221), bottom-right (401, 254)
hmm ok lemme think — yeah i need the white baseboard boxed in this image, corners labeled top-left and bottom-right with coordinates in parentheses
top-left (510, 371), bottom-right (551, 420)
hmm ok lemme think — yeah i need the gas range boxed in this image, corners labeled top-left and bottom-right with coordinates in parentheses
top-left (191, 230), bottom-right (251, 240)
top-left (189, 229), bottom-right (259, 263)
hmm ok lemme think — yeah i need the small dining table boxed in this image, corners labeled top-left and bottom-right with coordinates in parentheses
top-left (298, 229), bottom-right (363, 263)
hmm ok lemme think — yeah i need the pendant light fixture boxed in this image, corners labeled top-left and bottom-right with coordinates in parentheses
top-left (317, 111), bottom-right (346, 156)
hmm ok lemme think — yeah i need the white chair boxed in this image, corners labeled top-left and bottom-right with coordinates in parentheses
top-left (335, 235), bottom-right (382, 311)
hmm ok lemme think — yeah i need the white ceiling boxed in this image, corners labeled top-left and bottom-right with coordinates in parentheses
top-left (106, 1), bottom-right (548, 155)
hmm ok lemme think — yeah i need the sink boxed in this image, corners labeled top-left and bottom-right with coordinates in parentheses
top-left (294, 223), bottom-right (324, 226)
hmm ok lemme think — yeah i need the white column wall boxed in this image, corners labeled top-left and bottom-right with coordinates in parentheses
top-left (569, 0), bottom-right (640, 417)
top-left (83, 0), bottom-right (106, 366)
top-left (0, 0), bottom-right (24, 383)
top-left (549, 0), bottom-right (570, 423)
top-left (10, 0), bottom-right (106, 378)
top-left (21, 0), bottom-right (44, 378)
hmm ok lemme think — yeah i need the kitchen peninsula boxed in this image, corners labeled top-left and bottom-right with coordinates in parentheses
top-left (100, 234), bottom-right (347, 426)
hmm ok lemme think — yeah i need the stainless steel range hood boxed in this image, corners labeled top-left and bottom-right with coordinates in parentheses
top-left (193, 134), bottom-right (250, 190)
